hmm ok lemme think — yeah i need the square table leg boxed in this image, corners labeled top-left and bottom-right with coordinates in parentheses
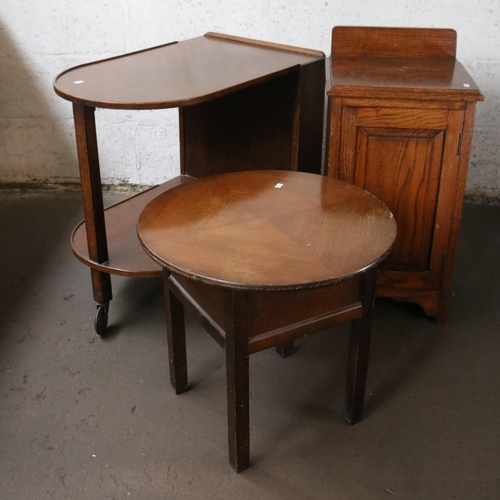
top-left (225, 291), bottom-right (250, 472)
top-left (344, 268), bottom-right (377, 425)
top-left (164, 272), bottom-right (189, 394)
top-left (276, 340), bottom-right (295, 358)
top-left (73, 103), bottom-right (113, 308)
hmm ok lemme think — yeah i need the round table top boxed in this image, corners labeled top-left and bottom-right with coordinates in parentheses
top-left (137, 170), bottom-right (397, 290)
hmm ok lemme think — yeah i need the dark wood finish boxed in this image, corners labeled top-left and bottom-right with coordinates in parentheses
top-left (53, 33), bottom-right (325, 319)
top-left (54, 34), bottom-right (324, 110)
top-left (225, 290), bottom-right (250, 472)
top-left (437, 101), bottom-right (478, 323)
top-left (167, 271), bottom-right (364, 355)
top-left (181, 71), bottom-right (300, 176)
top-left (297, 57), bottom-right (326, 173)
top-left (326, 27), bottom-right (484, 322)
top-left (138, 171), bottom-right (396, 471)
top-left (329, 57), bottom-right (481, 101)
top-left (71, 176), bottom-right (194, 277)
top-left (164, 271), bottom-right (189, 394)
top-left (138, 171), bottom-right (396, 289)
top-left (331, 26), bottom-right (457, 58)
top-left (73, 103), bottom-right (111, 306)
top-left (344, 267), bottom-right (377, 424)
top-left (275, 341), bottom-right (294, 358)
top-left (205, 32), bottom-right (324, 57)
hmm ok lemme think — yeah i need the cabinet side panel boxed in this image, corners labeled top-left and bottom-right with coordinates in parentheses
top-left (182, 71), bottom-right (299, 177)
top-left (326, 97), bottom-right (343, 178)
top-left (428, 111), bottom-right (465, 273)
top-left (437, 105), bottom-right (473, 321)
top-left (339, 106), bottom-right (358, 182)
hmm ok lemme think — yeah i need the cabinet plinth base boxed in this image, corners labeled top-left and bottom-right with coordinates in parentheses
top-left (377, 288), bottom-right (441, 320)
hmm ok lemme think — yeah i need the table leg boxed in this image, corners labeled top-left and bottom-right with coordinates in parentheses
top-left (344, 268), bottom-right (377, 425)
top-left (226, 291), bottom-right (250, 472)
top-left (73, 104), bottom-right (112, 314)
top-left (276, 340), bottom-right (295, 358)
top-left (164, 272), bottom-right (189, 394)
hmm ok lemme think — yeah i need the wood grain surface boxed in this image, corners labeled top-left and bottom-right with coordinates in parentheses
top-left (331, 26), bottom-right (457, 58)
top-left (71, 176), bottom-right (194, 276)
top-left (54, 34), bottom-right (323, 109)
top-left (138, 170), bottom-right (397, 289)
top-left (326, 26), bottom-right (484, 322)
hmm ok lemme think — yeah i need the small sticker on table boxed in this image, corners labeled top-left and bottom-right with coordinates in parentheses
top-left (74, 80), bottom-right (84, 84)
top-left (275, 183), bottom-right (284, 188)
top-left (463, 83), bottom-right (470, 87)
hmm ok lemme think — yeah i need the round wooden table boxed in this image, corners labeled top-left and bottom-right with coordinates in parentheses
top-left (138, 170), bottom-right (396, 472)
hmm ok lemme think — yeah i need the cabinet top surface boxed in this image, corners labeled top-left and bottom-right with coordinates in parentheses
top-left (54, 33), bottom-right (324, 110)
top-left (137, 170), bottom-right (396, 290)
top-left (328, 56), bottom-right (483, 101)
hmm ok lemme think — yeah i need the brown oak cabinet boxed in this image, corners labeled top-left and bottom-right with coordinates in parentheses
top-left (326, 27), bottom-right (484, 323)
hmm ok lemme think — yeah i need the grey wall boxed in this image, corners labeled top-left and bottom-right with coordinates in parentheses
top-left (1, 1), bottom-right (498, 198)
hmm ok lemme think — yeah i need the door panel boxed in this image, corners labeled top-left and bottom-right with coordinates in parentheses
top-left (339, 106), bottom-right (463, 276)
top-left (354, 127), bottom-right (443, 271)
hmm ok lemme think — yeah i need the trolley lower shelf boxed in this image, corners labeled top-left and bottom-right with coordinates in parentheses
top-left (71, 175), bottom-right (194, 278)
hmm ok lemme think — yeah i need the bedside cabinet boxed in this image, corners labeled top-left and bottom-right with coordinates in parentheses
top-left (326, 27), bottom-right (484, 323)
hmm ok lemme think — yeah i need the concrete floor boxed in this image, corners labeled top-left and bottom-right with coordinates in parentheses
top-left (0, 189), bottom-right (499, 500)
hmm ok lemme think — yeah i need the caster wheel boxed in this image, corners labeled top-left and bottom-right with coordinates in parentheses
top-left (94, 304), bottom-right (109, 336)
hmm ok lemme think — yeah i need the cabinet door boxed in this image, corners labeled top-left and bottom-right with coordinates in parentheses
top-left (338, 106), bottom-right (464, 282)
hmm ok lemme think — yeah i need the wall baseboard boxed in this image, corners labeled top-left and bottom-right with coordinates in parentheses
top-left (0, 181), bottom-right (152, 193)
top-left (1, 181), bottom-right (499, 204)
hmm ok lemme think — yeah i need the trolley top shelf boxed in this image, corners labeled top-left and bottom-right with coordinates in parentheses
top-left (54, 32), bottom-right (324, 110)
